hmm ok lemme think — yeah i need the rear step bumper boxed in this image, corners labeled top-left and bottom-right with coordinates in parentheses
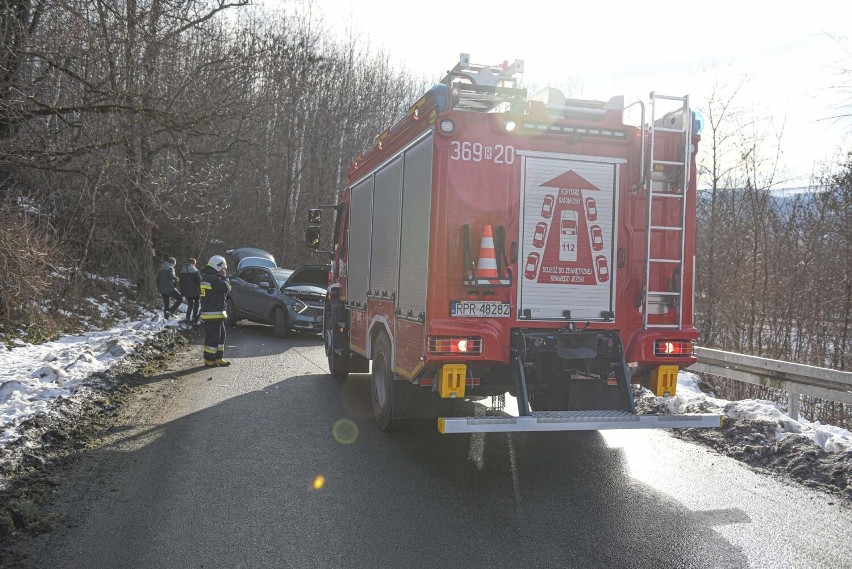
top-left (438, 410), bottom-right (723, 434)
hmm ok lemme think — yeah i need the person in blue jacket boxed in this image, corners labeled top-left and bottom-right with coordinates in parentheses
top-left (200, 255), bottom-right (232, 367)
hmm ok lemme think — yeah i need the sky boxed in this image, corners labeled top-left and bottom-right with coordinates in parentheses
top-left (277, 0), bottom-right (852, 188)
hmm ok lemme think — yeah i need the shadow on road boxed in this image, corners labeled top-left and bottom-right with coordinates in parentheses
top-left (179, 322), bottom-right (324, 361)
top-left (22, 369), bottom-right (751, 569)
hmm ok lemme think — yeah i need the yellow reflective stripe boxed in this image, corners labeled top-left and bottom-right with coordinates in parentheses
top-left (204, 347), bottom-right (217, 354)
top-left (200, 313), bottom-right (226, 320)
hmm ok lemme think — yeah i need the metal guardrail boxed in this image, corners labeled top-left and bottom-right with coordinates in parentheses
top-left (690, 347), bottom-right (852, 420)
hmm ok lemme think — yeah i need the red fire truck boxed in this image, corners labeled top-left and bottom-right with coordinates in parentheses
top-left (307, 54), bottom-right (721, 433)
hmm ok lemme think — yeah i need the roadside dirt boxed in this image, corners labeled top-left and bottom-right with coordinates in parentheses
top-left (0, 327), bottom-right (194, 566)
top-left (634, 387), bottom-right (852, 503)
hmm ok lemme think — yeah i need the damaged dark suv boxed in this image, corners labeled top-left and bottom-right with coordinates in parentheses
top-left (225, 263), bottom-right (329, 338)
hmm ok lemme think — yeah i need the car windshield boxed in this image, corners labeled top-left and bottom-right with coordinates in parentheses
top-left (270, 268), bottom-right (294, 286)
top-left (237, 257), bottom-right (276, 271)
top-left (286, 268), bottom-right (328, 288)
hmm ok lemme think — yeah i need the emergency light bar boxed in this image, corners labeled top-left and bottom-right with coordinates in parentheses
top-left (519, 122), bottom-right (627, 140)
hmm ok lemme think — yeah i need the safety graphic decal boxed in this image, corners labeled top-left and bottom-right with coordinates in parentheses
top-left (524, 170), bottom-right (608, 285)
top-left (518, 156), bottom-right (617, 320)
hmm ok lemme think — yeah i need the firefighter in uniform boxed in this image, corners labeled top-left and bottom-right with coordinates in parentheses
top-left (200, 255), bottom-right (232, 367)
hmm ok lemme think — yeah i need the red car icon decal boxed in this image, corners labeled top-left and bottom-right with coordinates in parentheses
top-left (541, 195), bottom-right (555, 219)
top-left (585, 197), bottom-right (598, 221)
top-left (595, 255), bottom-right (609, 282)
top-left (590, 224), bottom-right (604, 251)
top-left (532, 222), bottom-right (548, 248)
top-left (524, 252), bottom-right (541, 280)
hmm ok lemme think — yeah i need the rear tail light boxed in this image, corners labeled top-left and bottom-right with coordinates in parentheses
top-left (654, 340), bottom-right (694, 357)
top-left (427, 336), bottom-right (483, 355)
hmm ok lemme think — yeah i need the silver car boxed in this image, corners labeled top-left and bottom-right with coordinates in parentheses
top-left (225, 264), bottom-right (328, 338)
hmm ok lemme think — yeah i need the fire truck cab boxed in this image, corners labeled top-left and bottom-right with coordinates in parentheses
top-left (308, 54), bottom-right (720, 434)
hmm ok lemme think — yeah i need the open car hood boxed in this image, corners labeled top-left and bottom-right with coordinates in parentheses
top-left (284, 284), bottom-right (326, 299)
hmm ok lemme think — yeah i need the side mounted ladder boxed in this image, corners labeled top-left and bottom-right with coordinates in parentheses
top-left (642, 93), bottom-right (692, 330)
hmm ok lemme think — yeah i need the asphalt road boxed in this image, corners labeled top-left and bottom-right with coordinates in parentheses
top-left (20, 323), bottom-right (852, 569)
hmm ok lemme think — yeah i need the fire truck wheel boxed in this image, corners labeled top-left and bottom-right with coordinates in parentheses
top-left (326, 329), bottom-right (349, 379)
top-left (273, 307), bottom-right (289, 338)
top-left (371, 332), bottom-right (397, 431)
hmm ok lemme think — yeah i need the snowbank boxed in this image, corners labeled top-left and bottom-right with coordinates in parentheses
top-left (0, 311), bottom-right (176, 445)
top-left (658, 371), bottom-right (852, 453)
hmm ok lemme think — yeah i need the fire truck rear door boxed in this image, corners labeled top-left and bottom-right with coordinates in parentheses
top-left (517, 153), bottom-right (625, 321)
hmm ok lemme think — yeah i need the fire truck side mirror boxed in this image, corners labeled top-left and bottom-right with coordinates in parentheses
top-left (305, 226), bottom-right (321, 249)
top-left (308, 208), bottom-right (322, 224)
top-left (511, 241), bottom-right (518, 263)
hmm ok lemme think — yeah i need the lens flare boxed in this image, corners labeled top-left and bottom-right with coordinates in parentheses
top-left (332, 418), bottom-right (359, 444)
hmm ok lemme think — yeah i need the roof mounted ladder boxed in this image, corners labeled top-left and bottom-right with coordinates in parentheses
top-left (441, 53), bottom-right (526, 112)
top-left (642, 93), bottom-right (692, 330)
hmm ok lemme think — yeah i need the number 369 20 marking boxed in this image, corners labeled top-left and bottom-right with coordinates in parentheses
top-left (450, 141), bottom-right (515, 164)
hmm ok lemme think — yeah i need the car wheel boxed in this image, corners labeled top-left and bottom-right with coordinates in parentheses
top-left (225, 298), bottom-right (238, 327)
top-left (371, 332), bottom-right (398, 431)
top-left (273, 307), bottom-right (288, 338)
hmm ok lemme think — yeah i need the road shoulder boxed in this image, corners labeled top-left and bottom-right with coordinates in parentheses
top-left (0, 327), bottom-right (196, 567)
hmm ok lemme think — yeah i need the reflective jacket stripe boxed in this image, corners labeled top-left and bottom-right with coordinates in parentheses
top-left (201, 311), bottom-right (227, 320)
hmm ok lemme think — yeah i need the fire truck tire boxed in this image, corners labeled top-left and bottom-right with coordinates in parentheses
top-left (328, 356), bottom-right (348, 379)
top-left (324, 308), bottom-right (348, 379)
top-left (327, 333), bottom-right (349, 380)
top-left (273, 307), bottom-right (289, 338)
top-left (371, 332), bottom-right (398, 431)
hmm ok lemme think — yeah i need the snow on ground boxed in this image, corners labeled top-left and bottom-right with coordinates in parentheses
top-left (655, 371), bottom-right (852, 453)
top-left (0, 309), bottom-right (180, 446)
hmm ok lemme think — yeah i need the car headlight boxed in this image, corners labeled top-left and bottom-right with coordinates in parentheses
top-left (292, 299), bottom-right (309, 314)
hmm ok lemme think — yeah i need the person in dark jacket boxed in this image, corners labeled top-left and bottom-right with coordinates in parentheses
top-left (200, 255), bottom-right (232, 367)
top-left (179, 258), bottom-right (202, 324)
top-left (156, 257), bottom-right (182, 318)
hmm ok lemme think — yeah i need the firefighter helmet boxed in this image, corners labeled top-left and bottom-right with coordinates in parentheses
top-left (208, 255), bottom-right (227, 271)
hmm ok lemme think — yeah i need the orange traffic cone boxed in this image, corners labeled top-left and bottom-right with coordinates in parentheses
top-left (476, 225), bottom-right (499, 278)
